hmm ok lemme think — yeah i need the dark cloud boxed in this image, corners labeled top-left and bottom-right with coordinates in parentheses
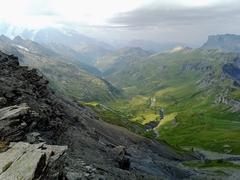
top-left (110, 3), bottom-right (240, 28)
top-left (105, 2), bottom-right (240, 45)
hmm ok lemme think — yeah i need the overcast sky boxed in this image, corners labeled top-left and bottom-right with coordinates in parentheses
top-left (0, 0), bottom-right (240, 45)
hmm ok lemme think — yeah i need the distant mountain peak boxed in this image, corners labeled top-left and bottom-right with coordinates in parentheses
top-left (13, 35), bottom-right (24, 43)
top-left (202, 34), bottom-right (240, 52)
top-left (0, 34), bottom-right (8, 38)
top-left (0, 34), bottom-right (11, 41)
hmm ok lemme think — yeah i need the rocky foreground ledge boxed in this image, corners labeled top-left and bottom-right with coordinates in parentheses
top-left (0, 142), bottom-right (67, 180)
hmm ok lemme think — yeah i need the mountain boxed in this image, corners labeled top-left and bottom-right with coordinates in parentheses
top-left (32, 28), bottom-right (111, 48)
top-left (0, 24), bottom-right (114, 65)
top-left (104, 48), bottom-right (240, 154)
top-left (202, 34), bottom-right (240, 52)
top-left (27, 27), bottom-right (113, 65)
top-left (13, 35), bottom-right (57, 57)
top-left (46, 42), bottom-right (112, 65)
top-left (124, 39), bottom-right (185, 52)
top-left (0, 51), bottom-right (210, 179)
top-left (95, 47), bottom-right (152, 72)
top-left (0, 35), bottom-right (120, 102)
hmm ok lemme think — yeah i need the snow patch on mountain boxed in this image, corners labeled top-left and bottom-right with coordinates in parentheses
top-left (15, 44), bottom-right (29, 52)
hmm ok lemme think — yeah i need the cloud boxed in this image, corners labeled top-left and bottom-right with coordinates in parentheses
top-left (0, 0), bottom-right (240, 45)
top-left (106, 0), bottom-right (240, 45)
top-left (109, 1), bottom-right (240, 28)
top-left (0, 0), bottom-right (147, 28)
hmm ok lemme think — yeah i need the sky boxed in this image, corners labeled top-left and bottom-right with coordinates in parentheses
top-left (0, 0), bottom-right (240, 45)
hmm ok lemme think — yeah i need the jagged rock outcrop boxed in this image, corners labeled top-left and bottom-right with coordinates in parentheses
top-left (0, 103), bottom-right (31, 141)
top-left (0, 51), bottom-right (202, 179)
top-left (0, 142), bottom-right (67, 180)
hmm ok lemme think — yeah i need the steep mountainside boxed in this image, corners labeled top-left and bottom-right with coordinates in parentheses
top-left (0, 35), bottom-right (120, 102)
top-left (0, 51), bottom-right (210, 179)
top-left (95, 47), bottom-right (152, 72)
top-left (202, 34), bottom-right (240, 52)
top-left (104, 48), bottom-right (240, 154)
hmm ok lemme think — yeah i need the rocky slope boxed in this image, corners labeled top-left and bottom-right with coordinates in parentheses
top-left (0, 51), bottom-right (207, 179)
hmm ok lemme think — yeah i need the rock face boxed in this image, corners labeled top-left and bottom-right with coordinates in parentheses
top-left (223, 62), bottom-right (240, 83)
top-left (0, 103), bottom-right (31, 141)
top-left (0, 51), bottom-right (201, 179)
top-left (0, 142), bottom-right (67, 180)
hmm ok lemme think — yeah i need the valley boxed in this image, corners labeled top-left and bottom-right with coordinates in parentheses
top-left (1, 1), bottom-right (240, 179)
top-left (2, 31), bottom-right (239, 156)
top-left (1, 29), bottom-right (240, 179)
top-left (98, 47), bottom-right (240, 154)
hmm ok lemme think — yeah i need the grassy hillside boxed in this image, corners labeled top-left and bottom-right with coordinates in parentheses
top-left (82, 102), bottom-right (146, 135)
top-left (20, 49), bottom-right (121, 103)
top-left (39, 61), bottom-right (121, 102)
top-left (104, 48), bottom-right (240, 154)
